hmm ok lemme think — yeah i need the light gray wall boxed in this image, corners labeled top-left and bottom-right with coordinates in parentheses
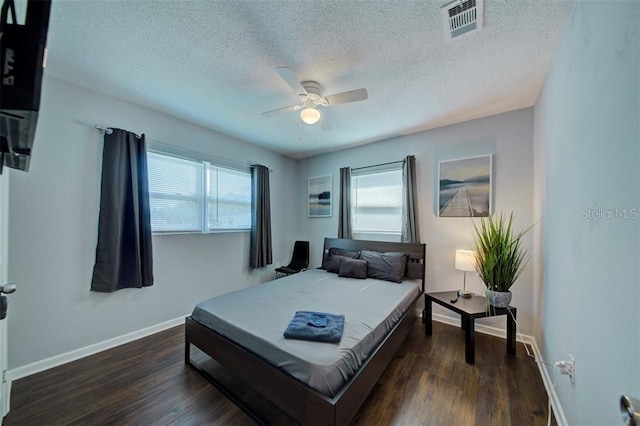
top-left (7, 75), bottom-right (297, 369)
top-left (533, 1), bottom-right (639, 424)
top-left (296, 108), bottom-right (535, 334)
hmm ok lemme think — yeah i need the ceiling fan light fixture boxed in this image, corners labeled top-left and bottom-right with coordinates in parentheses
top-left (300, 107), bottom-right (321, 125)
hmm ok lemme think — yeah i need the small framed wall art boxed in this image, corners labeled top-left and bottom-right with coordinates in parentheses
top-left (438, 155), bottom-right (492, 217)
top-left (308, 175), bottom-right (332, 217)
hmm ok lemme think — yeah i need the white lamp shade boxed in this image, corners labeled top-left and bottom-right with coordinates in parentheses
top-left (300, 107), bottom-right (321, 124)
top-left (455, 249), bottom-right (476, 272)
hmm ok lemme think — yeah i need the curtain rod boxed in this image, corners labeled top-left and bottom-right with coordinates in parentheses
top-left (351, 158), bottom-right (406, 172)
top-left (94, 124), bottom-right (272, 172)
top-left (95, 125), bottom-right (113, 135)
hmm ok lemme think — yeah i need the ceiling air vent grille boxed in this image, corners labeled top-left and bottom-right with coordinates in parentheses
top-left (441, 0), bottom-right (483, 40)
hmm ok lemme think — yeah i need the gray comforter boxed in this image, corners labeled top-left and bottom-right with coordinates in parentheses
top-left (191, 268), bottom-right (419, 397)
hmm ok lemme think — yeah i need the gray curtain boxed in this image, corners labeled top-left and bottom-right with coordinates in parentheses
top-left (401, 155), bottom-right (420, 243)
top-left (91, 129), bottom-right (153, 292)
top-left (250, 164), bottom-right (272, 268)
top-left (338, 167), bottom-right (352, 239)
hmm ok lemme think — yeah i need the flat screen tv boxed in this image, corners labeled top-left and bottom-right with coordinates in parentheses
top-left (0, 0), bottom-right (51, 173)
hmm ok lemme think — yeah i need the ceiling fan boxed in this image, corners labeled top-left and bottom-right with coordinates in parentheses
top-left (261, 67), bottom-right (368, 125)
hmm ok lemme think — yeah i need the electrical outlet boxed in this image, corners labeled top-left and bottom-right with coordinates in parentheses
top-left (555, 355), bottom-right (575, 383)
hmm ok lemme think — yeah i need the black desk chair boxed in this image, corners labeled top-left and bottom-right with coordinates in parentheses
top-left (275, 241), bottom-right (309, 278)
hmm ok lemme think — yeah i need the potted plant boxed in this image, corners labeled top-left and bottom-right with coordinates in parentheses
top-left (472, 212), bottom-right (531, 308)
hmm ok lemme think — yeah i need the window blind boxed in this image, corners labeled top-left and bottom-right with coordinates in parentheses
top-left (147, 151), bottom-right (251, 233)
top-left (207, 165), bottom-right (251, 230)
top-left (148, 152), bottom-right (203, 232)
top-left (351, 166), bottom-right (402, 233)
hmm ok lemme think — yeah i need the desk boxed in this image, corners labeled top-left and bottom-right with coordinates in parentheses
top-left (424, 291), bottom-right (516, 365)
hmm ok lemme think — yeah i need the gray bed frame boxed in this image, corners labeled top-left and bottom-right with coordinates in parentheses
top-left (185, 237), bottom-right (426, 425)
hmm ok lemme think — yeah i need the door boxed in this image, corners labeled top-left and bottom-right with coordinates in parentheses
top-left (0, 171), bottom-right (10, 418)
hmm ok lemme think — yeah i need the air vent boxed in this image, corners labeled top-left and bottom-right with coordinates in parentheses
top-left (441, 0), bottom-right (483, 40)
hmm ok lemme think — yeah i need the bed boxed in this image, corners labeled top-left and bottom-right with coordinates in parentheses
top-left (185, 237), bottom-right (426, 425)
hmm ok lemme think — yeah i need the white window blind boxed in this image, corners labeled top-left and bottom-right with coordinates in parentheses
top-left (147, 151), bottom-right (251, 233)
top-left (207, 165), bottom-right (251, 230)
top-left (351, 164), bottom-right (402, 235)
top-left (148, 152), bottom-right (203, 232)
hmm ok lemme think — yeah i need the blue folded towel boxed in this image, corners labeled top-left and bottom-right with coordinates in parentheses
top-left (284, 311), bottom-right (345, 343)
top-left (307, 313), bottom-right (328, 327)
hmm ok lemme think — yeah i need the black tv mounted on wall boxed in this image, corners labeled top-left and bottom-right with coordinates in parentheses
top-left (0, 0), bottom-right (51, 174)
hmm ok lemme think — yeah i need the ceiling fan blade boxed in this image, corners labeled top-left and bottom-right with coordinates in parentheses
top-left (275, 67), bottom-right (307, 96)
top-left (324, 88), bottom-right (368, 106)
top-left (261, 104), bottom-right (299, 116)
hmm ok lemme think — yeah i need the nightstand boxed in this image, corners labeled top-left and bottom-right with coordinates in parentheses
top-left (423, 291), bottom-right (516, 365)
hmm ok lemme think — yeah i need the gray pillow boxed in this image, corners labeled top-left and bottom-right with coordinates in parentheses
top-left (359, 250), bottom-right (409, 283)
top-left (322, 247), bottom-right (360, 272)
top-left (338, 258), bottom-right (368, 279)
top-left (324, 255), bottom-right (350, 273)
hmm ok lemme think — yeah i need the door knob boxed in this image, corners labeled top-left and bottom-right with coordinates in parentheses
top-left (621, 395), bottom-right (640, 425)
top-left (0, 284), bottom-right (14, 320)
top-left (0, 283), bottom-right (16, 294)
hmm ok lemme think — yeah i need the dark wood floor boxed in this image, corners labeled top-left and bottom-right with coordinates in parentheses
top-left (5, 319), bottom-right (552, 425)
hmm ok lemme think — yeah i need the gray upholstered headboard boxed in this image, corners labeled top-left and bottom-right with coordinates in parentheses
top-left (322, 238), bottom-right (426, 292)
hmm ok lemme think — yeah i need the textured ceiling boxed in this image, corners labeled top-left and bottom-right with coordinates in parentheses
top-left (44, 0), bottom-right (574, 159)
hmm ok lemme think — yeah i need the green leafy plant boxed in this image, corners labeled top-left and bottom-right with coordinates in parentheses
top-left (472, 212), bottom-right (531, 292)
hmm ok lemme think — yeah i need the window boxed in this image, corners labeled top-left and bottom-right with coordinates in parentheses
top-left (147, 153), bottom-right (203, 232)
top-left (207, 165), bottom-right (251, 230)
top-left (147, 151), bottom-right (251, 233)
top-left (351, 164), bottom-right (403, 237)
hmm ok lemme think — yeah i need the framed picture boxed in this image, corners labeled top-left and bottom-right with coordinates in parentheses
top-left (308, 175), bottom-right (332, 217)
top-left (438, 155), bottom-right (492, 217)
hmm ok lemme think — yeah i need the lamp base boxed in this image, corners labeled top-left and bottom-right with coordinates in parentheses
top-left (457, 290), bottom-right (473, 298)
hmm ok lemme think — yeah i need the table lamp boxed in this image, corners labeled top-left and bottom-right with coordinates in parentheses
top-left (455, 249), bottom-right (476, 298)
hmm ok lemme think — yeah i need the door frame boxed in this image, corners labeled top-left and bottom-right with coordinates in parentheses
top-left (0, 171), bottom-right (11, 418)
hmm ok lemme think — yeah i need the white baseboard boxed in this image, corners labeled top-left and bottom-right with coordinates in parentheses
top-left (9, 315), bottom-right (187, 381)
top-left (432, 312), bottom-right (524, 341)
top-left (527, 336), bottom-right (568, 426)
top-left (430, 313), bottom-right (567, 426)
